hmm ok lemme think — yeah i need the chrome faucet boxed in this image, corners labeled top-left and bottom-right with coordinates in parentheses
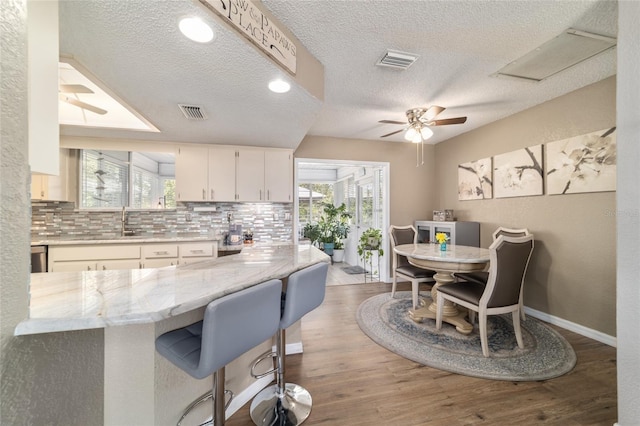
top-left (121, 206), bottom-right (127, 236)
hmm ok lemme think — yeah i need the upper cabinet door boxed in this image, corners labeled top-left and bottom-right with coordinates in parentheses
top-left (236, 149), bottom-right (265, 201)
top-left (208, 147), bottom-right (237, 202)
top-left (175, 146), bottom-right (209, 201)
top-left (265, 150), bottom-right (293, 202)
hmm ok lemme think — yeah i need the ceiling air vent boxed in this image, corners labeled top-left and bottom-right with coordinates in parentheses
top-left (178, 104), bottom-right (207, 121)
top-left (376, 49), bottom-right (419, 70)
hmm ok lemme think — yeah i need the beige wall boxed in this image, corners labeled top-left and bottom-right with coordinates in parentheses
top-left (297, 78), bottom-right (617, 337)
top-left (295, 135), bottom-right (437, 228)
top-left (434, 76), bottom-right (616, 336)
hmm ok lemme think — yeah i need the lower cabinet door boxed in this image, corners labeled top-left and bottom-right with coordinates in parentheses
top-left (142, 258), bottom-right (177, 268)
top-left (97, 259), bottom-right (142, 270)
top-left (50, 261), bottom-right (98, 272)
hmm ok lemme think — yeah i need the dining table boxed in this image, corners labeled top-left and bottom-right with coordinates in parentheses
top-left (393, 243), bottom-right (491, 334)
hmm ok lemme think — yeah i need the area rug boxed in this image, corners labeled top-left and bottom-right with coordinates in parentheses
top-left (342, 265), bottom-right (366, 274)
top-left (356, 292), bottom-right (576, 381)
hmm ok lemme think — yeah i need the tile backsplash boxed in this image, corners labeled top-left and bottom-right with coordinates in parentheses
top-left (31, 201), bottom-right (293, 242)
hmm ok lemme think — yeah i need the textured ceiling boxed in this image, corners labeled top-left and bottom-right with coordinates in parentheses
top-left (58, 0), bottom-right (617, 149)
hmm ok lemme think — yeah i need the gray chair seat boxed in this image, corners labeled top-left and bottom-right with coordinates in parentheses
top-left (250, 262), bottom-right (329, 426)
top-left (156, 279), bottom-right (282, 425)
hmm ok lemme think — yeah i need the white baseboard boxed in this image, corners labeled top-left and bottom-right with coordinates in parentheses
top-left (524, 306), bottom-right (617, 347)
top-left (226, 375), bottom-right (273, 419)
top-left (285, 341), bottom-right (303, 355)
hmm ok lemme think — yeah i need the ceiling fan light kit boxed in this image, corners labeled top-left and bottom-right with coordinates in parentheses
top-left (379, 105), bottom-right (467, 166)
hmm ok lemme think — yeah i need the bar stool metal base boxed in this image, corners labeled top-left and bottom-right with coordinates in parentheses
top-left (249, 383), bottom-right (312, 426)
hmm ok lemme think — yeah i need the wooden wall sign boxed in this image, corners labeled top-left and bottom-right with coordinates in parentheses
top-left (200, 0), bottom-right (297, 74)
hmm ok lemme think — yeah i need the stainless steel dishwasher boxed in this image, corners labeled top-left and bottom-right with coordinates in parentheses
top-left (31, 245), bottom-right (47, 273)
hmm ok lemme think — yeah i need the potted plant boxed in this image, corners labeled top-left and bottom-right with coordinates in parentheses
top-left (357, 227), bottom-right (384, 274)
top-left (318, 202), bottom-right (352, 258)
top-left (302, 222), bottom-right (322, 247)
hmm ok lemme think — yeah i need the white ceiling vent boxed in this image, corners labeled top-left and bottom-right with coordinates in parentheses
top-left (493, 28), bottom-right (617, 82)
top-left (178, 104), bottom-right (207, 120)
top-left (376, 49), bottom-right (419, 70)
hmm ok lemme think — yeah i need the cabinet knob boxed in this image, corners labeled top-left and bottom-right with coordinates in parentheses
top-left (202, 189), bottom-right (206, 200)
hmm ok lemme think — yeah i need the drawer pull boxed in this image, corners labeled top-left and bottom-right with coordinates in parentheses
top-left (154, 251), bottom-right (170, 255)
top-left (190, 249), bottom-right (205, 254)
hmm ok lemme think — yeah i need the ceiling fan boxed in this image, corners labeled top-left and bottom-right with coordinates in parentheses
top-left (379, 106), bottom-right (467, 166)
top-left (58, 83), bottom-right (107, 115)
top-left (379, 106), bottom-right (467, 140)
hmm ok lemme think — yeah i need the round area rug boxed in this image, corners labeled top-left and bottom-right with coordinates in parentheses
top-left (356, 292), bottom-right (576, 381)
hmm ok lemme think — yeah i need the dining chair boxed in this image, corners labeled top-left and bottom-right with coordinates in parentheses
top-left (454, 227), bottom-right (531, 320)
top-left (388, 225), bottom-right (435, 309)
top-left (436, 234), bottom-right (534, 357)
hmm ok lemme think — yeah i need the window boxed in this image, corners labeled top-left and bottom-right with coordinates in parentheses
top-left (81, 150), bottom-right (128, 208)
top-left (80, 149), bottom-right (175, 209)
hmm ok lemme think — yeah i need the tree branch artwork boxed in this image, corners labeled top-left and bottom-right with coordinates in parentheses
top-left (493, 144), bottom-right (544, 198)
top-left (546, 128), bottom-right (616, 195)
top-left (458, 157), bottom-right (492, 200)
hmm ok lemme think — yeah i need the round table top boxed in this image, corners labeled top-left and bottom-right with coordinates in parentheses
top-left (394, 243), bottom-right (490, 264)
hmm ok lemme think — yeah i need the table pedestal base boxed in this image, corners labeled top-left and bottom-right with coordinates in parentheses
top-left (408, 271), bottom-right (474, 335)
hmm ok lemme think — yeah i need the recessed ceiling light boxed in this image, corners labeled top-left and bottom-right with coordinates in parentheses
top-left (179, 17), bottom-right (214, 43)
top-left (268, 79), bottom-right (291, 93)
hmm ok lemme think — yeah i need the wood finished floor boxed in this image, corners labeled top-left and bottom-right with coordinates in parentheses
top-left (227, 270), bottom-right (618, 425)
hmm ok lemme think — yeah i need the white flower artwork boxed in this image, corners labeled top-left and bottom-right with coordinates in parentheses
top-left (546, 127), bottom-right (616, 195)
top-left (493, 144), bottom-right (544, 198)
top-left (458, 157), bottom-right (492, 200)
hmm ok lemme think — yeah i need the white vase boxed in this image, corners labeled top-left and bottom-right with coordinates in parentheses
top-left (333, 249), bottom-right (345, 262)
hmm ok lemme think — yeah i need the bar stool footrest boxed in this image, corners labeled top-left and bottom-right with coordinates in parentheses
top-left (177, 389), bottom-right (234, 426)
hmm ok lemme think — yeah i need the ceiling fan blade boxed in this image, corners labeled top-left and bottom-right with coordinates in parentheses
top-left (424, 105), bottom-right (445, 121)
top-left (59, 84), bottom-right (94, 94)
top-left (379, 120), bottom-right (406, 125)
top-left (59, 94), bottom-right (107, 115)
top-left (380, 129), bottom-right (404, 138)
top-left (428, 117), bottom-right (467, 126)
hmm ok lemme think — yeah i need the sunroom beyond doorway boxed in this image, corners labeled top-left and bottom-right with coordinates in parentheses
top-left (294, 159), bottom-right (390, 283)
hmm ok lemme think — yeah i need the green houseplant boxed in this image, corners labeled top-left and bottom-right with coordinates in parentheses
top-left (357, 228), bottom-right (384, 273)
top-left (318, 202), bottom-right (352, 256)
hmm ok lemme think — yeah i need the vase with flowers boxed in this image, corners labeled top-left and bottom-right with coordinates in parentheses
top-left (435, 232), bottom-right (449, 251)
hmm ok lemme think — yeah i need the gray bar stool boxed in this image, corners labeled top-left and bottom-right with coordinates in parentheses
top-left (155, 279), bottom-right (282, 426)
top-left (249, 262), bottom-right (329, 426)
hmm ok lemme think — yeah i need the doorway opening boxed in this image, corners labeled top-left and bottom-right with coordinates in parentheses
top-left (294, 158), bottom-right (390, 282)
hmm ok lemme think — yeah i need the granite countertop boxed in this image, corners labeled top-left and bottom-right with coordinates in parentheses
top-left (16, 244), bottom-right (329, 336)
top-left (31, 235), bottom-right (221, 246)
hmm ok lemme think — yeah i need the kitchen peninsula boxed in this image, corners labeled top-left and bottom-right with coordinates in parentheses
top-left (16, 243), bottom-right (329, 425)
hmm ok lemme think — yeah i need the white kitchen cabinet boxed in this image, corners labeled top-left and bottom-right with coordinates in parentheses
top-left (97, 259), bottom-right (142, 270)
top-left (175, 146), bottom-right (209, 201)
top-left (48, 244), bottom-right (141, 272)
top-left (208, 147), bottom-right (237, 202)
top-left (30, 149), bottom-right (71, 201)
top-left (47, 241), bottom-right (218, 272)
top-left (265, 150), bottom-right (293, 202)
top-left (236, 148), bottom-right (265, 201)
top-left (413, 220), bottom-right (480, 247)
top-left (51, 260), bottom-right (100, 272)
top-left (141, 244), bottom-right (179, 268)
top-left (237, 148), bottom-right (292, 202)
top-left (175, 144), bottom-right (293, 203)
top-left (178, 242), bottom-right (217, 265)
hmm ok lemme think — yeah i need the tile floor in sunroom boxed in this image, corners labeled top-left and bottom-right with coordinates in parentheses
top-left (326, 261), bottom-right (380, 286)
